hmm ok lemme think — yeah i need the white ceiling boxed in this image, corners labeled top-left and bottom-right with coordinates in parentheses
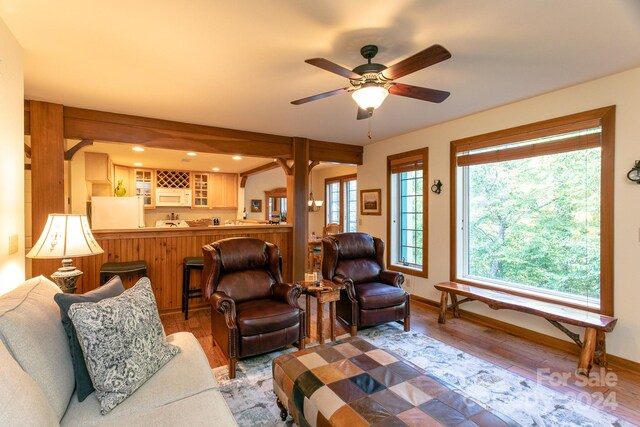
top-left (3, 1), bottom-right (640, 147)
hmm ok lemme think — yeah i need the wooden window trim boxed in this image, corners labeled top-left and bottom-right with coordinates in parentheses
top-left (450, 106), bottom-right (615, 315)
top-left (387, 148), bottom-right (429, 278)
top-left (264, 187), bottom-right (287, 221)
top-left (324, 173), bottom-right (357, 231)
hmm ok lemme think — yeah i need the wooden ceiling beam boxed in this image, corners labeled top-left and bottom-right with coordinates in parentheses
top-left (239, 161), bottom-right (280, 188)
top-left (24, 101), bottom-right (364, 165)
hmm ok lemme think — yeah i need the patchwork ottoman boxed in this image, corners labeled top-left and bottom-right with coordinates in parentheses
top-left (272, 336), bottom-right (518, 426)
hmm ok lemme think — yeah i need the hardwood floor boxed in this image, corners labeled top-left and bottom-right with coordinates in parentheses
top-left (161, 297), bottom-right (640, 425)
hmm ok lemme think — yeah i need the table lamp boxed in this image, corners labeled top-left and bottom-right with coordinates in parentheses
top-left (27, 214), bottom-right (104, 293)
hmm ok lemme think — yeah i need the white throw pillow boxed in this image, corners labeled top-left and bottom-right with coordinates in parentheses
top-left (69, 277), bottom-right (179, 414)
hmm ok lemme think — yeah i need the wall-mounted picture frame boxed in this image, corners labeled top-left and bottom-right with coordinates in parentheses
top-left (360, 189), bottom-right (381, 215)
top-left (250, 199), bottom-right (262, 213)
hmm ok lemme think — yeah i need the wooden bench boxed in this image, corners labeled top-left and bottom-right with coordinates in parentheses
top-left (435, 281), bottom-right (617, 375)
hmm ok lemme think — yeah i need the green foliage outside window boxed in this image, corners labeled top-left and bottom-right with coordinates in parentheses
top-left (466, 148), bottom-right (601, 300)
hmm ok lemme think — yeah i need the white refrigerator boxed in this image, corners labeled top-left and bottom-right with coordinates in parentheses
top-left (91, 196), bottom-right (145, 230)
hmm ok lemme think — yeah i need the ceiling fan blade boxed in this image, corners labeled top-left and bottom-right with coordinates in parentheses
top-left (291, 87), bottom-right (349, 105)
top-left (357, 107), bottom-right (372, 120)
top-left (389, 83), bottom-right (450, 103)
top-left (382, 44), bottom-right (451, 80)
top-left (305, 58), bottom-right (362, 80)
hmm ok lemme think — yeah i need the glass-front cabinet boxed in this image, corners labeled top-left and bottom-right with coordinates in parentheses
top-left (192, 173), bottom-right (209, 207)
top-left (134, 169), bottom-right (154, 207)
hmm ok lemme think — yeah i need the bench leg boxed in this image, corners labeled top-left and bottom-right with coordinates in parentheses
top-left (438, 291), bottom-right (449, 324)
top-left (594, 330), bottom-right (607, 367)
top-left (450, 294), bottom-right (461, 318)
top-left (577, 327), bottom-right (597, 376)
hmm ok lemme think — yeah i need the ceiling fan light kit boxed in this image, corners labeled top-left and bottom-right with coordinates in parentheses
top-left (352, 84), bottom-right (389, 111)
top-left (292, 43), bottom-right (451, 120)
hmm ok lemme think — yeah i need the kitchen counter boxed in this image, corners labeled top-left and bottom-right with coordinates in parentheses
top-left (70, 224), bottom-right (294, 312)
top-left (92, 223), bottom-right (291, 234)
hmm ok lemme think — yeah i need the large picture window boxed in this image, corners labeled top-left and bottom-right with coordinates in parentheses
top-left (325, 174), bottom-right (357, 233)
top-left (451, 107), bottom-right (615, 314)
top-left (388, 148), bottom-right (428, 277)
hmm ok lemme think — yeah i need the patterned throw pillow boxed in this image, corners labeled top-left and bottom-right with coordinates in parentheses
top-left (54, 276), bottom-right (125, 402)
top-left (68, 277), bottom-right (179, 414)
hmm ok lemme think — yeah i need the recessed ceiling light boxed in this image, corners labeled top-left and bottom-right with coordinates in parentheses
top-left (134, 162), bottom-right (143, 167)
top-left (132, 147), bottom-right (145, 152)
top-left (186, 152), bottom-right (197, 156)
top-left (212, 167), bottom-right (220, 172)
top-left (232, 156), bottom-right (242, 160)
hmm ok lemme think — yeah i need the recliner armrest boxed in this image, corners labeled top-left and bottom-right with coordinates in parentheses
top-left (379, 270), bottom-right (405, 288)
top-left (273, 282), bottom-right (302, 307)
top-left (332, 274), bottom-right (356, 301)
top-left (210, 291), bottom-right (236, 319)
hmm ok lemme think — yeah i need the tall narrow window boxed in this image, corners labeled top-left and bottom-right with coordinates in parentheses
top-left (324, 174), bottom-right (357, 233)
top-left (451, 106), bottom-right (615, 314)
top-left (388, 148), bottom-right (428, 277)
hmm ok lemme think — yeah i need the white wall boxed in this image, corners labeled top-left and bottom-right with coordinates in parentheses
top-left (358, 66), bottom-right (640, 363)
top-left (243, 167), bottom-right (287, 221)
top-left (0, 18), bottom-right (24, 294)
top-left (309, 164), bottom-right (358, 237)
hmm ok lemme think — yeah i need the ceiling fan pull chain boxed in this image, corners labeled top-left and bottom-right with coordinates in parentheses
top-left (367, 116), bottom-right (373, 140)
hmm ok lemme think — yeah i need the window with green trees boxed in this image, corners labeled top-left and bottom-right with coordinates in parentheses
top-left (388, 148), bottom-right (429, 278)
top-left (451, 107), bottom-right (615, 314)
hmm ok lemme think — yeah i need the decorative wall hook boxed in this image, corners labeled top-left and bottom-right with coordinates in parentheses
top-left (627, 160), bottom-right (640, 184)
top-left (431, 179), bottom-right (443, 194)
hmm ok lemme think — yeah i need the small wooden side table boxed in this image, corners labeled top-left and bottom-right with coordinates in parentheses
top-left (297, 280), bottom-right (343, 344)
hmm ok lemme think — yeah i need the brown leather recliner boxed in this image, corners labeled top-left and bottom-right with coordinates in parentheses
top-left (202, 237), bottom-right (305, 379)
top-left (322, 232), bottom-right (410, 336)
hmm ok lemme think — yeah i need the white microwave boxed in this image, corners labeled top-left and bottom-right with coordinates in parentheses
top-left (155, 188), bottom-right (192, 207)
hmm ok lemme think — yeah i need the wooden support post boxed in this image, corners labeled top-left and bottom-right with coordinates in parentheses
top-left (290, 138), bottom-right (309, 282)
top-left (30, 101), bottom-right (65, 278)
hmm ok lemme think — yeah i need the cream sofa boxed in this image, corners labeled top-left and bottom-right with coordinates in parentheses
top-left (0, 276), bottom-right (237, 427)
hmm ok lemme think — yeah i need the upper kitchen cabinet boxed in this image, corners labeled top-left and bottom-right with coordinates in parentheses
top-left (211, 173), bottom-right (238, 209)
top-left (134, 168), bottom-right (155, 208)
top-left (192, 172), bottom-right (209, 208)
top-left (85, 152), bottom-right (113, 184)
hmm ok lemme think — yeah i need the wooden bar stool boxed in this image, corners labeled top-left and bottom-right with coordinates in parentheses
top-left (99, 261), bottom-right (147, 286)
top-left (182, 256), bottom-right (204, 320)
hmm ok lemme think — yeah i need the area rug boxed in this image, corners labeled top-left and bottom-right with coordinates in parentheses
top-left (213, 323), bottom-right (631, 426)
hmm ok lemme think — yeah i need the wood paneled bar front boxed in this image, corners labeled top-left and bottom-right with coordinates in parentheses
top-left (70, 225), bottom-right (292, 312)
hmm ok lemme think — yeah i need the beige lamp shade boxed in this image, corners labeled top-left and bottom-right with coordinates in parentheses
top-left (27, 214), bottom-right (104, 259)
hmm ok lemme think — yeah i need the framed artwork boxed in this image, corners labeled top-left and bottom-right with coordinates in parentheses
top-left (250, 199), bottom-right (262, 213)
top-left (360, 189), bottom-right (381, 215)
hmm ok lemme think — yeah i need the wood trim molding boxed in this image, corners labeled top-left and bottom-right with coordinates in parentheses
top-left (23, 143), bottom-right (31, 159)
top-left (323, 173), bottom-right (357, 230)
top-left (409, 294), bottom-right (639, 373)
top-left (387, 147), bottom-right (429, 278)
top-left (449, 106), bottom-right (616, 316)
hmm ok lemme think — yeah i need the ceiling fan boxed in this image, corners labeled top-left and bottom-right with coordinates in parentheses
top-left (291, 44), bottom-right (452, 120)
